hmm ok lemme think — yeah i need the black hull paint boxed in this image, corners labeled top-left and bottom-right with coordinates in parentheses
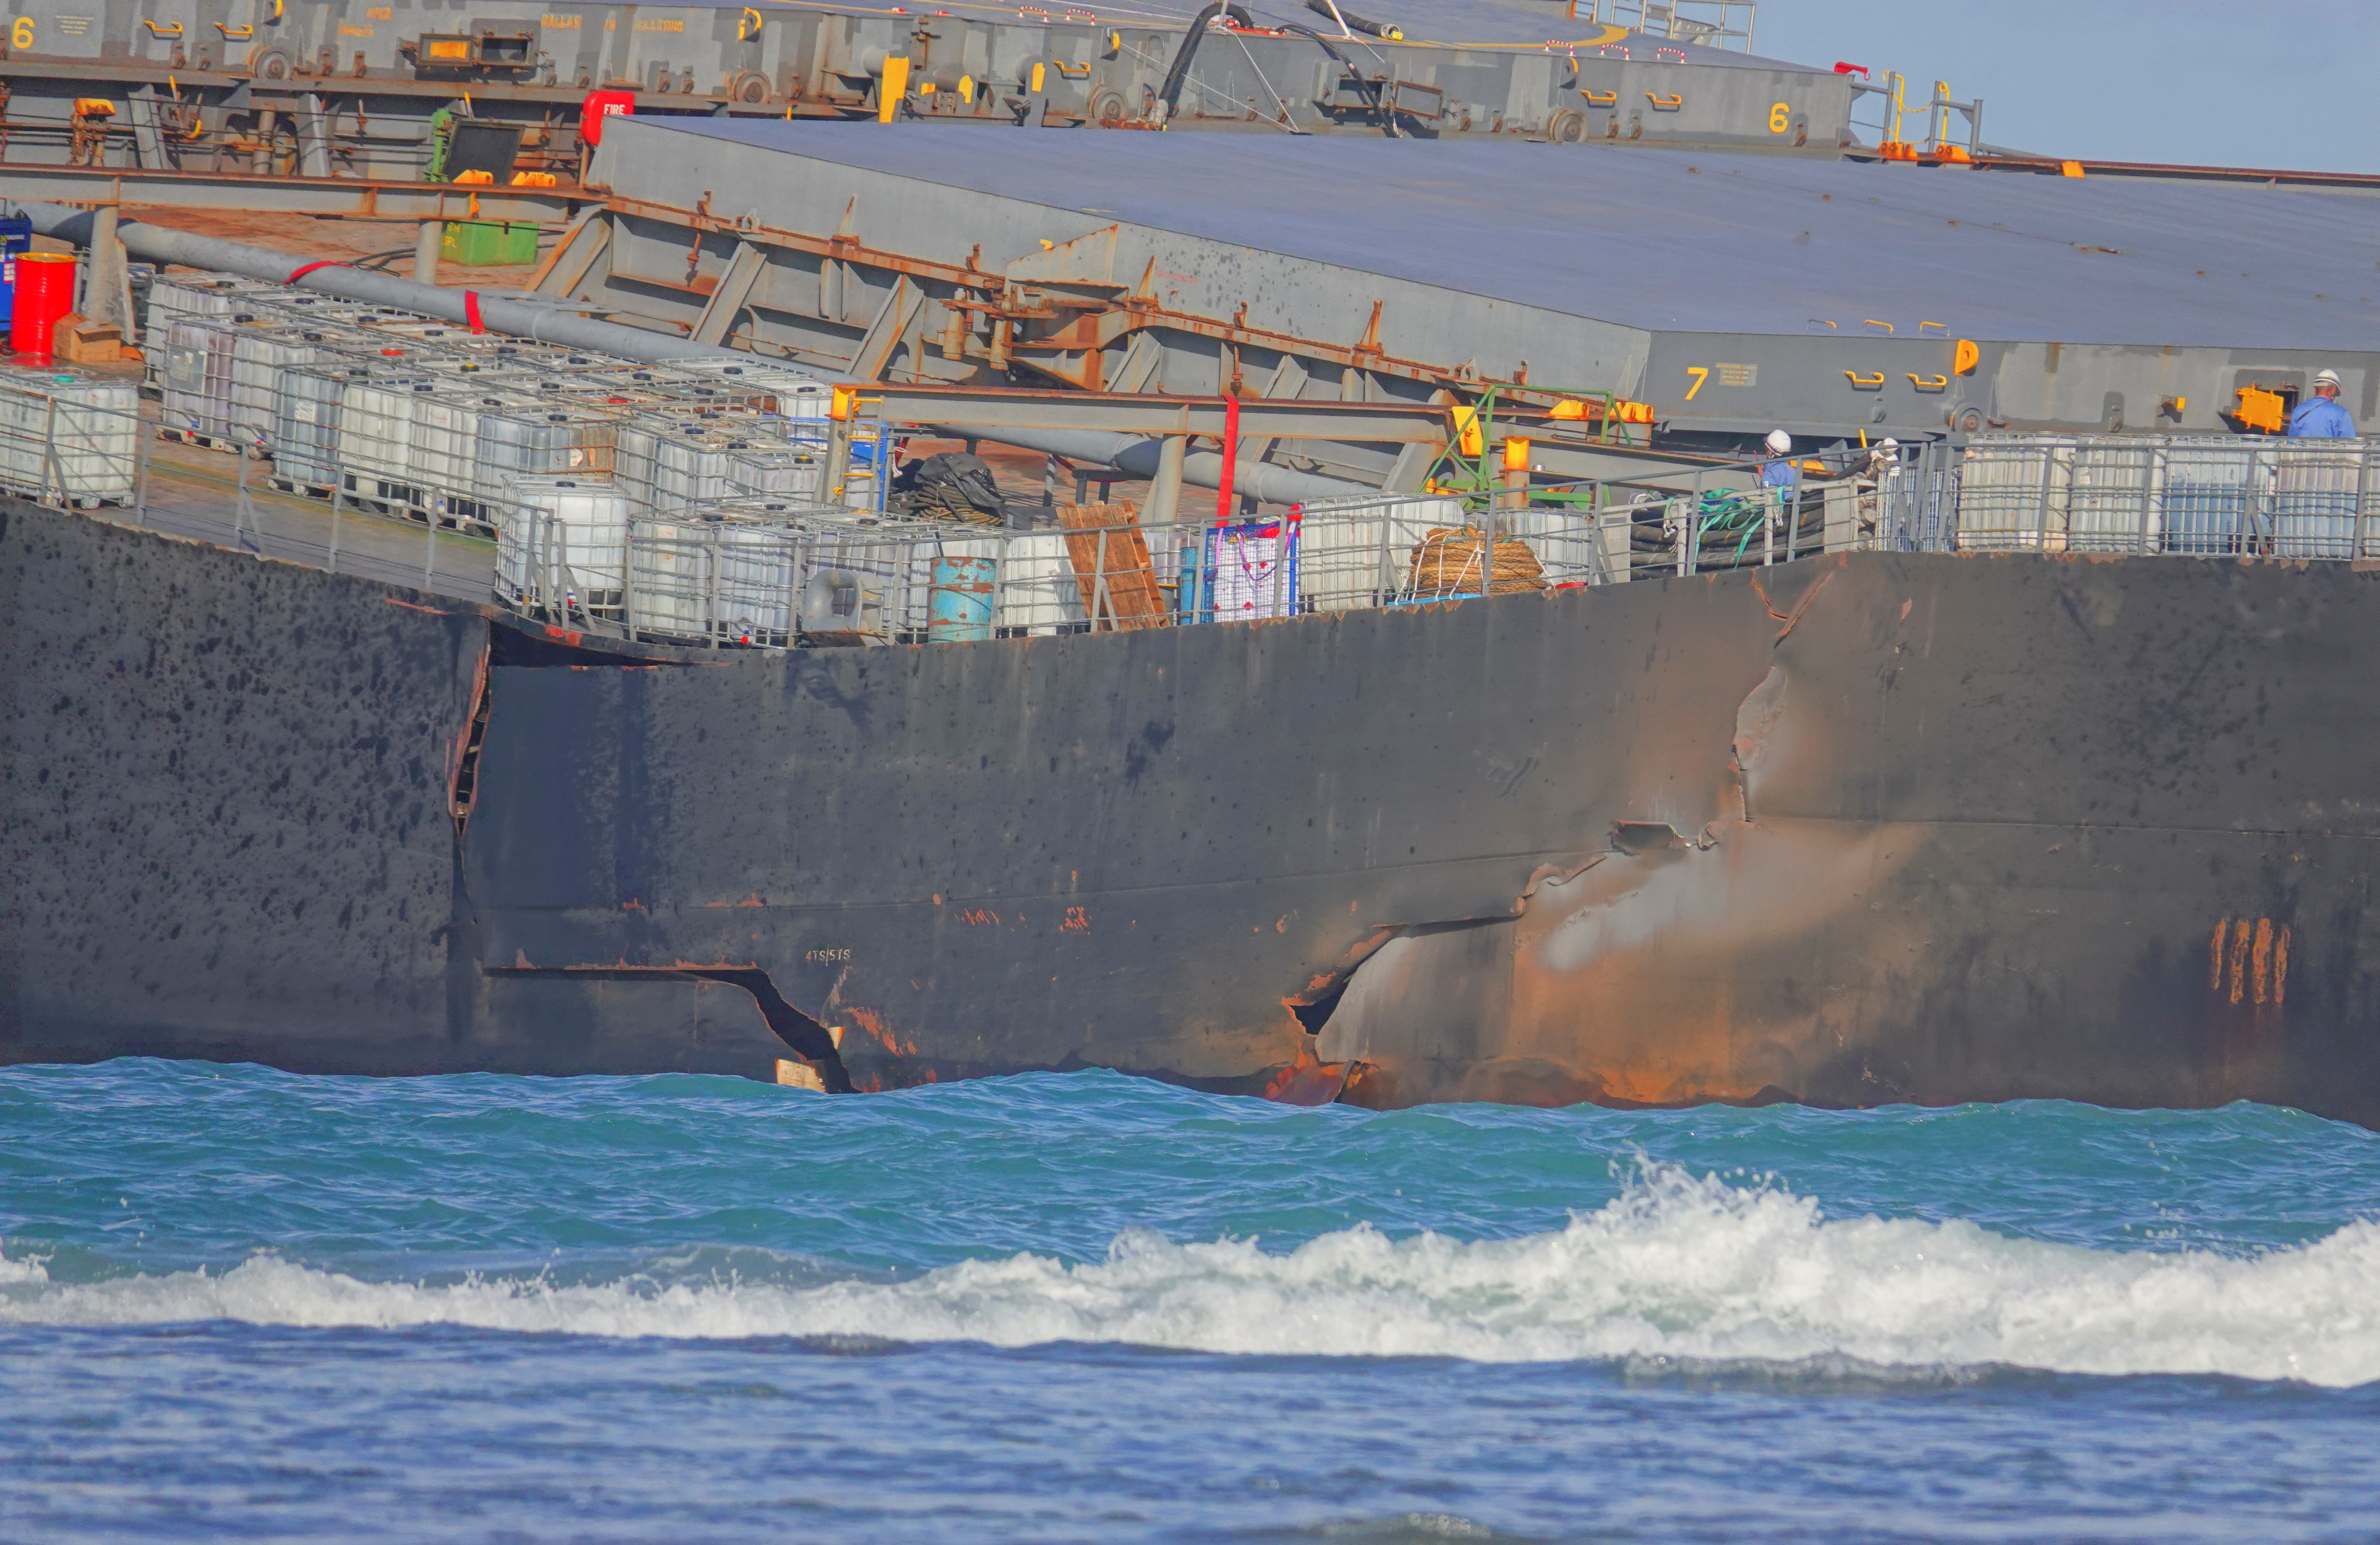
top-left (9, 503), bottom-right (2380, 1124)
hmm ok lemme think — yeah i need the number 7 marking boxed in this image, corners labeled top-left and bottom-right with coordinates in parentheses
top-left (1685, 365), bottom-right (1709, 401)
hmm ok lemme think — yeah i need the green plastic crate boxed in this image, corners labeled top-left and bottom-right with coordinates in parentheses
top-left (439, 220), bottom-right (539, 267)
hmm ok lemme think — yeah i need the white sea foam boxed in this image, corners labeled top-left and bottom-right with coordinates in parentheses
top-left (5, 1166), bottom-right (2377, 1385)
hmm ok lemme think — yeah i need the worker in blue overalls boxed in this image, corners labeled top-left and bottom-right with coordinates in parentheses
top-left (1756, 429), bottom-right (1801, 541)
top-left (2289, 369), bottom-right (2356, 437)
top-left (1759, 428), bottom-right (1800, 497)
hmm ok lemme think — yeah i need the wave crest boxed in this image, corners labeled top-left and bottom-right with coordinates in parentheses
top-left (5, 1165), bottom-right (2374, 1385)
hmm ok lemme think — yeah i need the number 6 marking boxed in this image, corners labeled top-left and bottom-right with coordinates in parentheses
top-left (1769, 101), bottom-right (1789, 133)
top-left (1685, 365), bottom-right (1709, 401)
top-left (11, 17), bottom-right (33, 48)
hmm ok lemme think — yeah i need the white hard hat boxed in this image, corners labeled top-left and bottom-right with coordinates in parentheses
top-left (1764, 429), bottom-right (1792, 454)
top-left (2315, 368), bottom-right (2343, 390)
top-left (1878, 437), bottom-right (1901, 450)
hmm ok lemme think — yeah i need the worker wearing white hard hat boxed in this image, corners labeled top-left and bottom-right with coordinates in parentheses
top-left (2288, 369), bottom-right (2355, 437)
top-left (1758, 429), bottom-right (1799, 491)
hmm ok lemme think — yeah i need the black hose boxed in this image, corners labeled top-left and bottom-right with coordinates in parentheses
top-left (1155, 1), bottom-right (1255, 118)
top-left (1303, 0), bottom-right (1401, 40)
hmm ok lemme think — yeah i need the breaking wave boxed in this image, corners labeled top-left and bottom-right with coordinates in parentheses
top-left (4, 1165), bottom-right (2375, 1386)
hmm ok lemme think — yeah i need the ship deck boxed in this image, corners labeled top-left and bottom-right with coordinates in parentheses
top-left (629, 119), bottom-right (2380, 350)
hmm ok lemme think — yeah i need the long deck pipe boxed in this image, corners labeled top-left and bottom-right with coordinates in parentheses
top-left (7, 199), bottom-right (1381, 502)
top-left (5, 198), bottom-right (741, 365)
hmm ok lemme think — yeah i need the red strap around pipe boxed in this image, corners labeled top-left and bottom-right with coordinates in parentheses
top-left (1217, 392), bottom-right (1238, 520)
top-left (285, 260), bottom-right (351, 285)
top-left (463, 290), bottom-right (484, 334)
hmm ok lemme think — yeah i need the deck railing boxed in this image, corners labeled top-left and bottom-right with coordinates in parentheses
top-left (8, 377), bottom-right (2378, 651)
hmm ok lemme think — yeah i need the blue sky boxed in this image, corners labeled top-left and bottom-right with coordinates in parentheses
top-left (1755, 1), bottom-right (2380, 173)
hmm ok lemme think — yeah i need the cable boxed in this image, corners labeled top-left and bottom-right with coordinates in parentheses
top-left (1279, 24), bottom-right (1399, 136)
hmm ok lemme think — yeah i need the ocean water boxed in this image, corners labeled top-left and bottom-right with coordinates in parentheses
top-left (3, 1063), bottom-right (2378, 1542)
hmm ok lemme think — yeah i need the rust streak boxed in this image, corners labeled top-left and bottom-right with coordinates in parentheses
top-left (2277, 926), bottom-right (2292, 1005)
top-left (1747, 569), bottom-right (1835, 644)
top-left (2209, 919), bottom-right (2228, 994)
top-left (2228, 920), bottom-right (2252, 1005)
top-left (2252, 917), bottom-right (2275, 1006)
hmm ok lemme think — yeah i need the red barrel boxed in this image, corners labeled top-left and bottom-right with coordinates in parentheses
top-left (11, 251), bottom-right (76, 358)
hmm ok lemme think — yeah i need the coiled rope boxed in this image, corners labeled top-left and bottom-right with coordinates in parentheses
top-left (1407, 526), bottom-right (1545, 598)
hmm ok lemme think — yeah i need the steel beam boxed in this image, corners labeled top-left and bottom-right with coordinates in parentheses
top-left (857, 384), bottom-right (1573, 443)
top-left (0, 164), bottom-right (583, 221)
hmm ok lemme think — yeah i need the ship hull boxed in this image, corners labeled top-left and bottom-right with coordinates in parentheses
top-left (10, 502), bottom-right (2380, 1124)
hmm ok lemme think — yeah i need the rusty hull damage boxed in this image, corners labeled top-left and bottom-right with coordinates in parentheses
top-left (8, 502), bottom-right (2380, 1123)
top-left (459, 546), bottom-right (2380, 1126)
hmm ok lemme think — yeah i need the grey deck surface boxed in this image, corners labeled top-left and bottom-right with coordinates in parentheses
top-left (112, 441), bottom-right (497, 605)
top-left (654, 118), bottom-right (2380, 348)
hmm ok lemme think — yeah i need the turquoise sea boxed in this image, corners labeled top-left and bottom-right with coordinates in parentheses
top-left (4, 1060), bottom-right (2378, 1541)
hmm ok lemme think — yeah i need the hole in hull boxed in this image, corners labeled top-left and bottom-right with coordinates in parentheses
top-left (483, 965), bottom-right (855, 1092)
top-left (1288, 975), bottom-right (1350, 1035)
top-left (1610, 821), bottom-right (1687, 856)
top-left (449, 677), bottom-right (493, 830)
top-left (678, 968), bottom-right (855, 1091)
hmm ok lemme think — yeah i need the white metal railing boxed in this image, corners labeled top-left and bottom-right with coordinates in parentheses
top-left (495, 483), bottom-right (1856, 648)
top-left (1949, 435), bottom-right (2380, 558)
top-left (20, 327), bottom-right (2380, 654)
top-left (1578, 0), bottom-right (1757, 51)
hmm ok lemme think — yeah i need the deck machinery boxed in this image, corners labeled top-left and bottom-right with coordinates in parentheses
top-left (0, 0), bottom-right (1868, 183)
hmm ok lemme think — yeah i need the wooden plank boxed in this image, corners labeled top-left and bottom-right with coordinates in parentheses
top-left (1058, 502), bottom-right (1169, 630)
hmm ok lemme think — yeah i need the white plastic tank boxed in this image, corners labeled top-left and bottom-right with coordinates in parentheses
top-left (475, 400), bottom-right (619, 499)
top-left (274, 362), bottom-right (407, 491)
top-left (2159, 435), bottom-right (2254, 555)
top-left (991, 528), bottom-right (1090, 635)
top-left (724, 443), bottom-right (823, 499)
top-left (0, 365), bottom-right (141, 503)
top-left (499, 475), bottom-right (631, 618)
top-left (160, 319), bottom-right (239, 442)
top-left (228, 325), bottom-right (354, 450)
top-left (336, 376), bottom-right (438, 506)
top-left (616, 415), bottom-right (807, 513)
top-left (627, 513), bottom-right (811, 645)
top-left (1293, 495), bottom-right (1466, 611)
top-left (1954, 434), bottom-right (2079, 552)
top-left (2272, 442), bottom-right (2365, 559)
top-left (419, 389), bottom-right (544, 523)
top-left (657, 357), bottom-right (827, 418)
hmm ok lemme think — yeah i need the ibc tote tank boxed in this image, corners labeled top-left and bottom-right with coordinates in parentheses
top-left (627, 512), bottom-right (810, 646)
top-left (500, 474), bottom-right (630, 617)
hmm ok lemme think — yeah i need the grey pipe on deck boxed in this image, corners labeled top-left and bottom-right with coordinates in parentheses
top-left (5, 198), bottom-right (741, 365)
top-left (959, 425), bottom-right (1377, 505)
top-left (8, 199), bottom-right (1380, 501)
